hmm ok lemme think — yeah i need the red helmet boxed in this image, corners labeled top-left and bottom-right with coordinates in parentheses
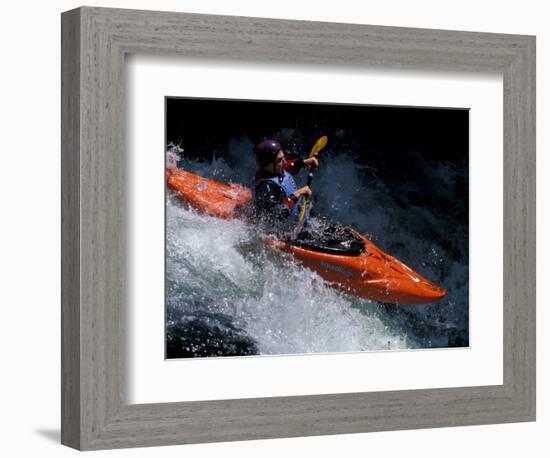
top-left (254, 139), bottom-right (282, 166)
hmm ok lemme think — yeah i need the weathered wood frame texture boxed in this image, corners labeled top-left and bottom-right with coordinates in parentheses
top-left (61, 6), bottom-right (536, 451)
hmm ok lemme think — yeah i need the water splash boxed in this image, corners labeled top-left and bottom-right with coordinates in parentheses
top-left (166, 194), bottom-right (412, 357)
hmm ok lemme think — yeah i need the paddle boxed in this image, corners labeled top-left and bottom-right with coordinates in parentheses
top-left (292, 135), bottom-right (328, 239)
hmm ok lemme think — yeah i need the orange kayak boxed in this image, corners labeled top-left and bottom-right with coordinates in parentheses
top-left (166, 166), bottom-right (446, 304)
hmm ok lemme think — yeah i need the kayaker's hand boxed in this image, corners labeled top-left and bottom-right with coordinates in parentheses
top-left (293, 186), bottom-right (312, 199)
top-left (303, 157), bottom-right (319, 169)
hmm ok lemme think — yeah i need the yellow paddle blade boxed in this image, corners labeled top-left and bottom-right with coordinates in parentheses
top-left (309, 135), bottom-right (328, 157)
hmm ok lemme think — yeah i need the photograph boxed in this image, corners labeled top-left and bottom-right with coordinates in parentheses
top-left (164, 97), bottom-right (469, 359)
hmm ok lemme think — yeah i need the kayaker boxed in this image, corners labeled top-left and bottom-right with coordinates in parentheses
top-left (253, 139), bottom-right (319, 234)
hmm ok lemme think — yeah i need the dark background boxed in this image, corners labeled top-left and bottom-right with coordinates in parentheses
top-left (166, 97), bottom-right (468, 164)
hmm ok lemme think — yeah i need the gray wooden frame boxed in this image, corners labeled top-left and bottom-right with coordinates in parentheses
top-left (61, 6), bottom-right (536, 451)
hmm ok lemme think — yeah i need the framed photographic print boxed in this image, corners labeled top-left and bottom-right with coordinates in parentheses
top-left (61, 6), bottom-right (535, 450)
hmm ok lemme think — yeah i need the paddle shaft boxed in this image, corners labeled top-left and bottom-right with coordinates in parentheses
top-left (293, 136), bottom-right (327, 238)
top-left (298, 169), bottom-right (315, 224)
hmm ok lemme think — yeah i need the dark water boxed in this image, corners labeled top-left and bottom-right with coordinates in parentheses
top-left (165, 100), bottom-right (469, 358)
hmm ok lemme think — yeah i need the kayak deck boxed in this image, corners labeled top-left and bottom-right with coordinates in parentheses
top-left (167, 167), bottom-right (251, 219)
top-left (267, 236), bottom-right (446, 304)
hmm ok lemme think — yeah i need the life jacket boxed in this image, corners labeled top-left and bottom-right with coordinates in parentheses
top-left (253, 170), bottom-right (310, 226)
